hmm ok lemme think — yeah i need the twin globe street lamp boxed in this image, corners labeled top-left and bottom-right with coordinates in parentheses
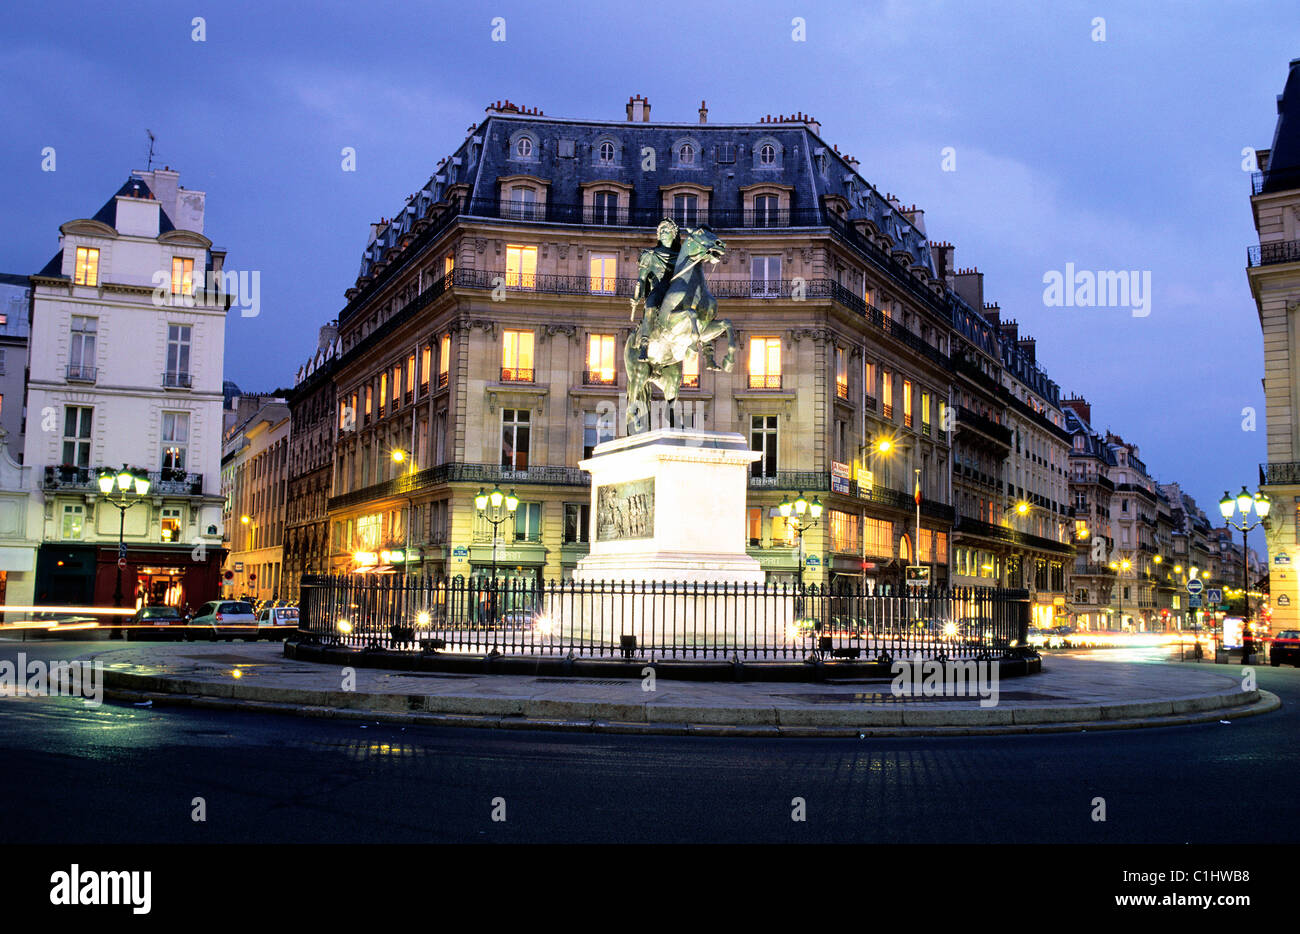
top-left (1218, 486), bottom-right (1270, 659)
top-left (475, 484), bottom-right (518, 623)
top-left (97, 467), bottom-right (151, 608)
top-left (777, 492), bottom-right (823, 588)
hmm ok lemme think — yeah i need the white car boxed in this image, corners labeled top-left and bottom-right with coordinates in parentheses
top-left (256, 605), bottom-right (299, 639)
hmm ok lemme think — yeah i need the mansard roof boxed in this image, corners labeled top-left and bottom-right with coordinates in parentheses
top-left (354, 107), bottom-right (937, 282)
top-left (90, 176), bottom-right (177, 233)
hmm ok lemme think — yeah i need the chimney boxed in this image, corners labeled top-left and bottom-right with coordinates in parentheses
top-left (318, 321), bottom-right (339, 352)
top-left (1063, 396), bottom-right (1091, 425)
top-left (626, 94), bottom-right (650, 122)
top-left (953, 267), bottom-right (983, 310)
top-left (928, 241), bottom-right (956, 285)
top-left (998, 320), bottom-right (1019, 343)
top-left (698, 100), bottom-right (708, 124)
top-left (899, 204), bottom-right (925, 235)
top-left (981, 302), bottom-right (1000, 327)
top-left (1017, 336), bottom-right (1036, 362)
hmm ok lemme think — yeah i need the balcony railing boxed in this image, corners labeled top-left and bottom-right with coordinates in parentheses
top-left (582, 370), bottom-right (617, 387)
top-left (66, 364), bottom-right (96, 382)
top-left (42, 465), bottom-right (203, 494)
top-left (883, 403), bottom-right (894, 419)
top-left (864, 394), bottom-right (877, 412)
top-left (438, 371), bottom-right (449, 389)
top-left (1262, 461), bottom-right (1300, 485)
top-left (1251, 166), bottom-right (1300, 196)
top-left (748, 374), bottom-right (782, 390)
top-left (746, 470), bottom-right (956, 522)
top-left (500, 367), bottom-right (535, 383)
top-left (1247, 239), bottom-right (1300, 267)
top-left (162, 371), bottom-right (193, 389)
top-left (681, 373), bottom-right (700, 388)
top-left (956, 405), bottom-right (1013, 447)
top-left (835, 382), bottom-right (849, 400)
top-left (328, 462), bottom-right (591, 512)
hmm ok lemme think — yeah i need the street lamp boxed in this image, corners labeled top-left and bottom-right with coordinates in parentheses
top-left (778, 492), bottom-right (823, 588)
top-left (391, 449), bottom-right (415, 582)
top-left (475, 484), bottom-right (518, 623)
top-left (98, 466), bottom-right (151, 608)
top-left (1219, 487), bottom-right (1270, 660)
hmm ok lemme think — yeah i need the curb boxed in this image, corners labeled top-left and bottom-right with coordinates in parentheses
top-left (93, 668), bottom-right (1281, 737)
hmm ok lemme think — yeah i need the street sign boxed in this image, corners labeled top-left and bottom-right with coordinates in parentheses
top-left (117, 557), bottom-right (126, 570)
top-left (234, 561), bottom-right (244, 572)
top-left (1189, 595), bottom-right (1202, 608)
top-left (1205, 588), bottom-right (1222, 604)
top-left (118, 542), bottom-right (127, 559)
top-left (1186, 578), bottom-right (1204, 596)
top-left (805, 555), bottom-right (821, 566)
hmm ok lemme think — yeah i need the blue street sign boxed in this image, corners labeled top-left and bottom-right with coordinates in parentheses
top-left (118, 541), bottom-right (127, 559)
top-left (1205, 588), bottom-right (1222, 604)
top-left (1186, 578), bottom-right (1203, 595)
top-left (1189, 595), bottom-right (1202, 608)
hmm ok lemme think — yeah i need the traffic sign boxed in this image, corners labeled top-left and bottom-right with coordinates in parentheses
top-left (1189, 595), bottom-right (1202, 608)
top-left (117, 557), bottom-right (126, 570)
top-left (1186, 578), bottom-right (1204, 596)
top-left (118, 542), bottom-right (127, 559)
top-left (1205, 588), bottom-right (1222, 604)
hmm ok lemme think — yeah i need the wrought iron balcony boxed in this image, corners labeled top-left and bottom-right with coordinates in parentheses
top-left (66, 364), bottom-right (96, 382)
top-left (1247, 239), bottom-right (1300, 267)
top-left (748, 374), bottom-right (782, 390)
top-left (1252, 166), bottom-right (1300, 196)
top-left (956, 405), bottom-right (1013, 447)
top-left (328, 462), bottom-right (591, 512)
top-left (835, 381), bottom-right (849, 400)
top-left (1261, 461), bottom-right (1300, 485)
top-left (500, 367), bottom-right (535, 383)
top-left (864, 394), bottom-right (877, 412)
top-left (42, 465), bottom-right (203, 494)
top-left (437, 371), bottom-right (449, 389)
top-left (582, 370), bottom-right (617, 387)
top-left (162, 371), bottom-right (192, 389)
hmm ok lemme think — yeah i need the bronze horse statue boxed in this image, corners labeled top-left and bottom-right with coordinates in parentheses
top-left (625, 225), bottom-right (736, 433)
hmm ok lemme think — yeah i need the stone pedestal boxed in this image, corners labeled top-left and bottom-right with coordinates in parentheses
top-left (556, 429), bottom-right (788, 653)
top-left (573, 428), bottom-right (764, 585)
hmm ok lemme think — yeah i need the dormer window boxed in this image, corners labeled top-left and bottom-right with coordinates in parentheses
top-left (759, 144), bottom-right (776, 165)
top-left (516, 137), bottom-right (533, 159)
top-left (599, 141), bottom-right (615, 163)
top-left (679, 143), bottom-right (695, 165)
top-left (74, 247), bottom-right (99, 286)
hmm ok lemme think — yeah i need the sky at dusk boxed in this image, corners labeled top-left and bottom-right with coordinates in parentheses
top-left (1, 0), bottom-right (1294, 515)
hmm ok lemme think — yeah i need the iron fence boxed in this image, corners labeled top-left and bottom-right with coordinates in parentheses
top-left (298, 574), bottom-right (1029, 661)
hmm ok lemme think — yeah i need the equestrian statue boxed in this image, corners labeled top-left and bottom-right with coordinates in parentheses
top-left (625, 218), bottom-right (736, 433)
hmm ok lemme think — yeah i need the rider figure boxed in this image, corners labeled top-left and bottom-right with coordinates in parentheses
top-left (630, 218), bottom-right (679, 362)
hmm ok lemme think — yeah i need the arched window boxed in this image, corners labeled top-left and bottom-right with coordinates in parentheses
top-left (759, 143), bottom-right (776, 165)
top-left (599, 141), bottom-right (615, 163)
top-left (679, 142), bottom-right (695, 164)
top-left (516, 137), bottom-right (533, 159)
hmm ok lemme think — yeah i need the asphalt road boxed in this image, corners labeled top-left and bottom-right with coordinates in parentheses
top-left (0, 642), bottom-right (1296, 844)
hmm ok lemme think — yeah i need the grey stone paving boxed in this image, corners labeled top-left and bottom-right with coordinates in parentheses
top-left (62, 641), bottom-right (1271, 733)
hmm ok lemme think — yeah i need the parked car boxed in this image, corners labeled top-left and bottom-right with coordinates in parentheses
top-left (256, 605), bottom-right (300, 639)
top-left (127, 605), bottom-right (186, 641)
top-left (1270, 629), bottom-right (1300, 667)
top-left (187, 601), bottom-right (257, 640)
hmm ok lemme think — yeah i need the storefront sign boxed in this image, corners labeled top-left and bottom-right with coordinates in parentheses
top-left (596, 478), bottom-right (654, 542)
top-left (831, 461), bottom-right (851, 479)
top-left (856, 468), bottom-right (873, 491)
top-left (831, 475), bottom-right (851, 494)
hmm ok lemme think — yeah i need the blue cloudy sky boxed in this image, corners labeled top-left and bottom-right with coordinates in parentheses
top-left (1, 0), bottom-right (1294, 513)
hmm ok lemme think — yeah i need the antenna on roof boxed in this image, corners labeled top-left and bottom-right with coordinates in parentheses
top-left (145, 129), bottom-right (157, 171)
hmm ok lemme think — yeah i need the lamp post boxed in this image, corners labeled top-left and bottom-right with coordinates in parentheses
top-left (392, 449), bottom-right (414, 582)
top-left (1219, 487), bottom-right (1270, 660)
top-left (475, 484), bottom-right (518, 624)
top-left (777, 492), bottom-right (823, 589)
top-left (1108, 557), bottom-right (1132, 631)
top-left (98, 467), bottom-right (151, 608)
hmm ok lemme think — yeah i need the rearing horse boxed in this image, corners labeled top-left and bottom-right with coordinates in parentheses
top-left (625, 226), bottom-right (736, 433)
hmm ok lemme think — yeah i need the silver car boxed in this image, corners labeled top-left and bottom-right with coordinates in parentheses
top-left (187, 600), bottom-right (257, 640)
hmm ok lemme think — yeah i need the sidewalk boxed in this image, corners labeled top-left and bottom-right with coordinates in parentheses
top-left (43, 641), bottom-right (1280, 737)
